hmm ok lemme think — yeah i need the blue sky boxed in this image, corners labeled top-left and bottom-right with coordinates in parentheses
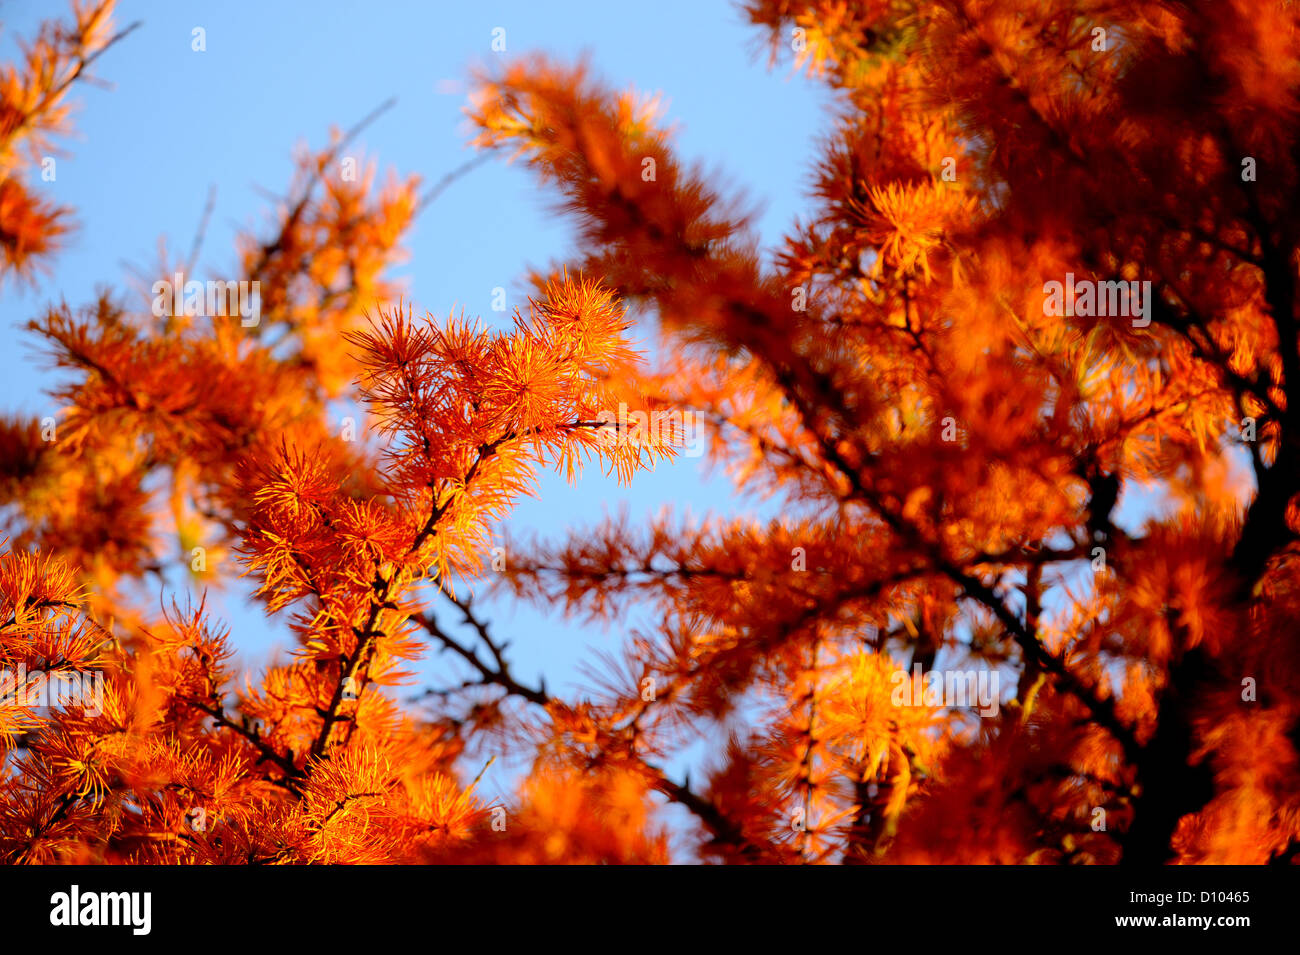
top-left (0, 1), bottom-right (837, 810)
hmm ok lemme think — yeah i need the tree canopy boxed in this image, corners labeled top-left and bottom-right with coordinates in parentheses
top-left (1, 0), bottom-right (1298, 865)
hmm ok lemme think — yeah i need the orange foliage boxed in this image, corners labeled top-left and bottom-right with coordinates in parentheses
top-left (3, 0), bottom-right (1300, 864)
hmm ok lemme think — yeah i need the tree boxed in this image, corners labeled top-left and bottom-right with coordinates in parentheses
top-left (1, 0), bottom-right (1298, 864)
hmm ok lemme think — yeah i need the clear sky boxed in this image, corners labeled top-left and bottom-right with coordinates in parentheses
top-left (1, 0), bottom-right (840, 812)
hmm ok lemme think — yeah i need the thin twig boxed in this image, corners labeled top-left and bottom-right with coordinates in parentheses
top-left (185, 184), bottom-right (217, 275)
top-left (416, 153), bottom-right (493, 215)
